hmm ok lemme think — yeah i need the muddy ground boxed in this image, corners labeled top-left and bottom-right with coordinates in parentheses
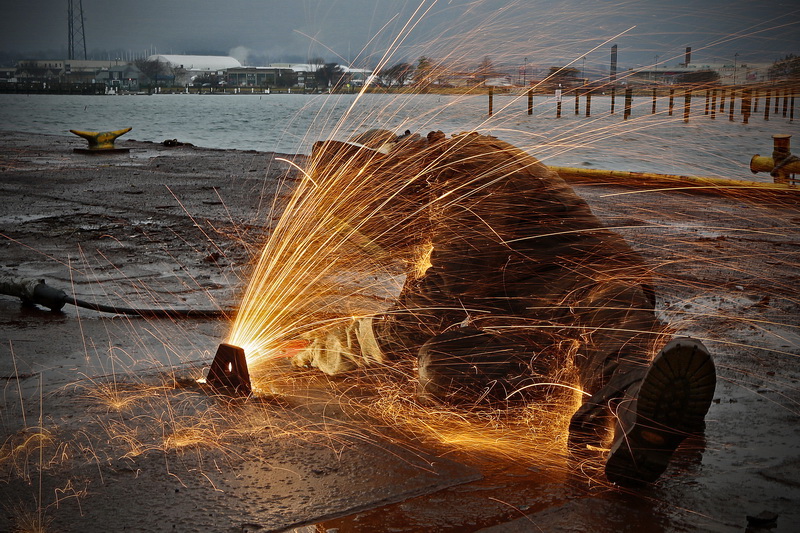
top-left (0, 130), bottom-right (799, 532)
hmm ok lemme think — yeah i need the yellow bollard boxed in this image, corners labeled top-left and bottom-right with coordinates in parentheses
top-left (70, 127), bottom-right (132, 153)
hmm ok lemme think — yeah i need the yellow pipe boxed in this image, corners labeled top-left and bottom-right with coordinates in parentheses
top-left (550, 166), bottom-right (799, 191)
top-left (749, 134), bottom-right (799, 185)
top-left (750, 155), bottom-right (800, 175)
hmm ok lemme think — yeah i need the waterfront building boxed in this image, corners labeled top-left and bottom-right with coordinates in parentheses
top-left (226, 66), bottom-right (297, 88)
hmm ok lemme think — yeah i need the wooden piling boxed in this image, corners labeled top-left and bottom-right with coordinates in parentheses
top-left (720, 89), bottom-right (726, 112)
top-left (610, 86), bottom-right (616, 114)
top-left (791, 92), bottom-right (795, 123)
top-left (624, 88), bottom-right (633, 120)
top-left (704, 90), bottom-right (710, 115)
top-left (574, 89), bottom-right (580, 115)
top-left (585, 91), bottom-right (592, 117)
top-left (783, 89), bottom-right (789, 117)
top-left (753, 90), bottom-right (759, 113)
top-left (764, 91), bottom-right (771, 121)
top-left (488, 87), bottom-right (493, 116)
top-left (774, 90), bottom-right (779, 114)
top-left (729, 89), bottom-right (735, 121)
top-left (683, 89), bottom-right (692, 123)
top-left (668, 88), bottom-right (674, 116)
top-left (711, 90), bottom-right (717, 119)
top-left (742, 89), bottom-right (751, 124)
top-left (527, 88), bottom-right (533, 115)
top-left (651, 88), bottom-right (657, 114)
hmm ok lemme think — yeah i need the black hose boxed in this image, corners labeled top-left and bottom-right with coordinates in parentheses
top-left (1, 274), bottom-right (234, 318)
top-left (69, 297), bottom-right (232, 318)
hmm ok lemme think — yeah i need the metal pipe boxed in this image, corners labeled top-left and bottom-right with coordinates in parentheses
top-left (750, 155), bottom-right (800, 175)
top-left (550, 166), bottom-right (799, 191)
top-left (554, 134), bottom-right (797, 190)
top-left (750, 134), bottom-right (799, 185)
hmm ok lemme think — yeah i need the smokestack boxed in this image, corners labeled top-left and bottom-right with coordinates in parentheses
top-left (685, 47), bottom-right (692, 67)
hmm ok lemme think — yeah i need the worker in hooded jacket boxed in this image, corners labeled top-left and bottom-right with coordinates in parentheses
top-left (291, 129), bottom-right (716, 486)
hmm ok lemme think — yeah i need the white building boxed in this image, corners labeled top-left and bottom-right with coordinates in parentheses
top-left (147, 55), bottom-right (242, 74)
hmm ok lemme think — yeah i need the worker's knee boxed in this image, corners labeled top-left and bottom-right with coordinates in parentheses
top-left (416, 327), bottom-right (528, 404)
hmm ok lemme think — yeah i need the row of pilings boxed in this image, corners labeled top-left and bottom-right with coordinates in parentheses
top-left (487, 84), bottom-right (797, 123)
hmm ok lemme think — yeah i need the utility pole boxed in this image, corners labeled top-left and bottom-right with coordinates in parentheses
top-left (67, 0), bottom-right (87, 60)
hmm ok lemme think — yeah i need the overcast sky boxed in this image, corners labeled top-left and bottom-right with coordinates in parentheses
top-left (1, 0), bottom-right (798, 69)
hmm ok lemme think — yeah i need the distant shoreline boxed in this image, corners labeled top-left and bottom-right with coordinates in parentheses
top-left (3, 83), bottom-right (794, 98)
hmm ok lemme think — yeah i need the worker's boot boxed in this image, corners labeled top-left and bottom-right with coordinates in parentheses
top-left (604, 337), bottom-right (716, 485)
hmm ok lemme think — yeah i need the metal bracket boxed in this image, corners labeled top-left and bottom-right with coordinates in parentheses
top-left (206, 343), bottom-right (252, 395)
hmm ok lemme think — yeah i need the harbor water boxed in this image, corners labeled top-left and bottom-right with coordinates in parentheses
top-left (1, 92), bottom-right (796, 180)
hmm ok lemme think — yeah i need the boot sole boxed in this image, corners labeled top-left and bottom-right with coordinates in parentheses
top-left (605, 338), bottom-right (716, 485)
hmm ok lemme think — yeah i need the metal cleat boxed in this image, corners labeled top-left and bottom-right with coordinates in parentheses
top-left (70, 127), bottom-right (132, 153)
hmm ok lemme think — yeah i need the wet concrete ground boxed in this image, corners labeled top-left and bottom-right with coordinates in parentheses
top-left (1, 131), bottom-right (799, 532)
